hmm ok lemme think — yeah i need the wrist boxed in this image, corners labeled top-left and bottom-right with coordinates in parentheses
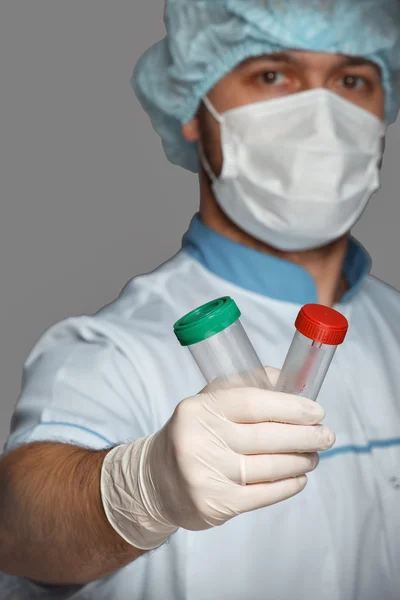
top-left (100, 438), bottom-right (178, 551)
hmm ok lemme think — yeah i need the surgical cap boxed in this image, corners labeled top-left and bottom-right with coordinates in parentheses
top-left (133, 0), bottom-right (400, 172)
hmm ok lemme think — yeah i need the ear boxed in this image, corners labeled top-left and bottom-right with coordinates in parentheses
top-left (182, 117), bottom-right (200, 143)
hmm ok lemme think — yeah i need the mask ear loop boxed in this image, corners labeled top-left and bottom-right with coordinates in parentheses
top-left (202, 96), bottom-right (224, 124)
top-left (198, 142), bottom-right (217, 183)
top-left (197, 96), bottom-right (224, 183)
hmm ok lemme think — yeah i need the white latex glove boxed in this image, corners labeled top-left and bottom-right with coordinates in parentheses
top-left (101, 368), bottom-right (335, 550)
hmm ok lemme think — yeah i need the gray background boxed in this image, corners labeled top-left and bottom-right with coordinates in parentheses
top-left (0, 2), bottom-right (399, 449)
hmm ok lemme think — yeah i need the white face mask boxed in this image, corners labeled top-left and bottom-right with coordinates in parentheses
top-left (200, 89), bottom-right (386, 251)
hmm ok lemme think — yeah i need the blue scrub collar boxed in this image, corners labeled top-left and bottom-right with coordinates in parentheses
top-left (182, 214), bottom-right (371, 305)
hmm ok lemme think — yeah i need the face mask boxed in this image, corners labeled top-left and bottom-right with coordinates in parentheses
top-left (200, 89), bottom-right (386, 251)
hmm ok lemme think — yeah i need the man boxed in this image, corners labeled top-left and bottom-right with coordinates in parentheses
top-left (0, 0), bottom-right (399, 598)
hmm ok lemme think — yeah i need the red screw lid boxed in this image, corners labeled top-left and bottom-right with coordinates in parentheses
top-left (295, 304), bottom-right (349, 346)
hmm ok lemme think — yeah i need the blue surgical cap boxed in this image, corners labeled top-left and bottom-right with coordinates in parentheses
top-left (133, 0), bottom-right (400, 172)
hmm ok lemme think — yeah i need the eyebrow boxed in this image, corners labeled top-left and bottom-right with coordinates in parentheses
top-left (340, 56), bottom-right (381, 73)
top-left (239, 53), bottom-right (381, 75)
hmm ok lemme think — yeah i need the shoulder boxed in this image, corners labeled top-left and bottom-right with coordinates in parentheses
top-left (24, 250), bottom-right (208, 369)
top-left (352, 275), bottom-right (400, 342)
top-left (16, 250), bottom-right (207, 441)
top-left (362, 275), bottom-right (400, 310)
top-left (97, 250), bottom-right (207, 338)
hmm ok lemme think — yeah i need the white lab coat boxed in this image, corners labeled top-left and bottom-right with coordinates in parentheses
top-left (1, 216), bottom-right (399, 599)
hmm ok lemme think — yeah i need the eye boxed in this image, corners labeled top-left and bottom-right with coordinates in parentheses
top-left (340, 75), bottom-right (366, 90)
top-left (258, 71), bottom-right (287, 86)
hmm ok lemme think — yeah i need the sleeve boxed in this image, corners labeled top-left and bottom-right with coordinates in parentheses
top-left (3, 314), bottom-right (154, 453)
top-left (0, 571), bottom-right (84, 600)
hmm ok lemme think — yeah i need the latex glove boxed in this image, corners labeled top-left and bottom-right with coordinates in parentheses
top-left (101, 368), bottom-right (335, 550)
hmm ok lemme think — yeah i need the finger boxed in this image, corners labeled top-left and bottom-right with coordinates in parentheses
top-left (238, 475), bottom-right (308, 513)
top-left (230, 422), bottom-right (335, 454)
top-left (238, 452), bottom-right (319, 485)
top-left (215, 387), bottom-right (325, 425)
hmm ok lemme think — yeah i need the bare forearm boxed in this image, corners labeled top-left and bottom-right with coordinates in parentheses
top-left (0, 442), bottom-right (144, 585)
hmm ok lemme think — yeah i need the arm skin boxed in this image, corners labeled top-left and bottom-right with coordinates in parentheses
top-left (0, 442), bottom-right (145, 585)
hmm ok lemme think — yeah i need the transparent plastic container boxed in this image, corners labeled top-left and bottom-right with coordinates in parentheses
top-left (275, 304), bottom-right (349, 401)
top-left (173, 297), bottom-right (272, 392)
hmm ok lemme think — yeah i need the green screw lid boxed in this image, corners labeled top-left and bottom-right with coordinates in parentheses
top-left (174, 297), bottom-right (241, 346)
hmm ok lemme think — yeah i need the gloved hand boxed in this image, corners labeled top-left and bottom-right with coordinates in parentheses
top-left (100, 368), bottom-right (335, 550)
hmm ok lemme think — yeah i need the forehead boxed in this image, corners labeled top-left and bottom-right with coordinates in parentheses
top-left (237, 51), bottom-right (381, 74)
